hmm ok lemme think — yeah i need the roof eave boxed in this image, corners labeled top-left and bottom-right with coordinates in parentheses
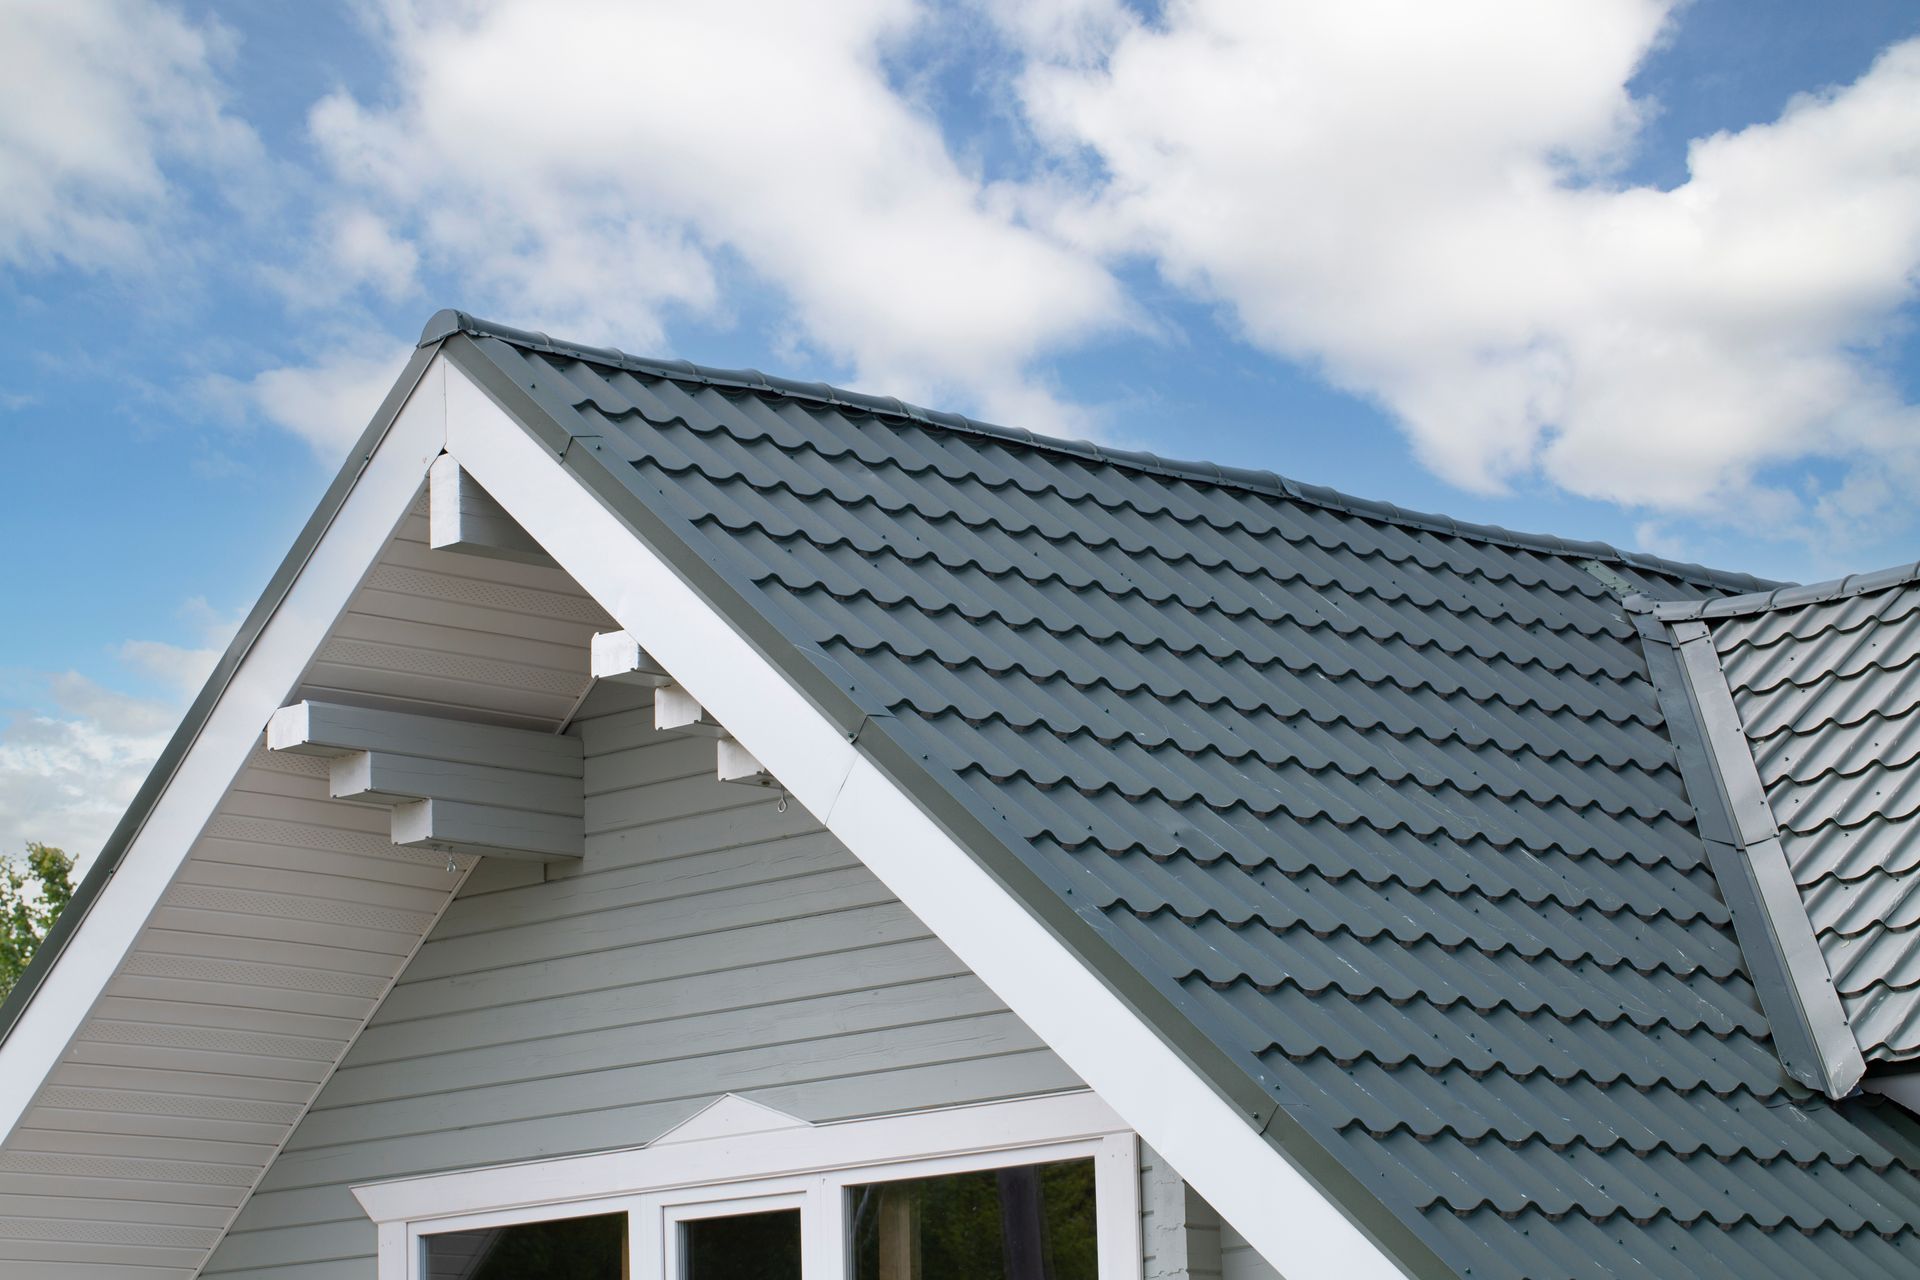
top-left (0, 340), bottom-right (445, 1050)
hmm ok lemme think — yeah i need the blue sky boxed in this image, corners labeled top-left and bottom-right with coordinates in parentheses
top-left (3, 0), bottom-right (1919, 862)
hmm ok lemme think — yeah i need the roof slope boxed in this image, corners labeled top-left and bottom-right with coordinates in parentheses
top-left (1661, 567), bottom-right (1920, 1064)
top-left (438, 315), bottom-right (1920, 1280)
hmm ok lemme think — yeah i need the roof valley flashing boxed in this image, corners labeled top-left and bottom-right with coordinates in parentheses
top-left (1639, 564), bottom-right (1920, 1079)
top-left (1627, 599), bottom-right (1866, 1096)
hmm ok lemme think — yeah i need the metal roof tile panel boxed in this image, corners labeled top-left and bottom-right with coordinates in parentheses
top-left (1749, 700), bottom-right (1920, 788)
top-left (1851, 985), bottom-right (1920, 1059)
top-left (1052, 833), bottom-right (1725, 924)
top-left (450, 330), bottom-right (1920, 1280)
top-left (1348, 1127), bottom-right (1920, 1231)
top-left (1826, 925), bottom-right (1920, 1003)
top-left (1289, 1056), bottom-right (1915, 1164)
top-left (1776, 810), bottom-right (1920, 887)
top-left (1804, 865), bottom-right (1920, 940)
top-left (1731, 652), bottom-right (1920, 741)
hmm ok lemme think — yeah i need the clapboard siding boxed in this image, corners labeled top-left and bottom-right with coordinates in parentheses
top-left (0, 751), bottom-right (471, 1280)
top-left (199, 698), bottom-right (1080, 1277)
top-left (1220, 1220), bottom-right (1281, 1280)
top-left (1141, 1143), bottom-right (1223, 1280)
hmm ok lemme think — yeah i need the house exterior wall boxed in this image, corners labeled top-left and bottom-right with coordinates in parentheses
top-left (198, 697), bottom-right (1084, 1277)
top-left (1141, 1142), bottom-right (1221, 1280)
top-left (1219, 1220), bottom-right (1282, 1280)
top-left (1141, 1142), bottom-right (1278, 1280)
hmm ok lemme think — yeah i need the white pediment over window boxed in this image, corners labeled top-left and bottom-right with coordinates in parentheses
top-left (649, 1094), bottom-right (812, 1146)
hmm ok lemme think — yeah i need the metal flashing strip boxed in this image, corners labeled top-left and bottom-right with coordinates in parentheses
top-left (1578, 559), bottom-right (1643, 601)
top-left (1631, 607), bottom-right (1865, 1096)
top-left (418, 309), bottom-right (1778, 597)
top-left (1648, 560), bottom-right (1920, 624)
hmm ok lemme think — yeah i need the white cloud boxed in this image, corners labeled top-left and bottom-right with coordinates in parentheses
top-left (1003, 1), bottom-right (1920, 540)
top-left (0, 600), bottom-right (243, 872)
top-left (264, 207), bottom-right (422, 310)
top-left (0, 0), bottom-right (259, 271)
top-left (118, 596), bottom-right (242, 697)
top-left (0, 673), bottom-right (174, 875)
top-left (303, 0), bottom-right (1126, 431)
top-left (230, 341), bottom-right (414, 457)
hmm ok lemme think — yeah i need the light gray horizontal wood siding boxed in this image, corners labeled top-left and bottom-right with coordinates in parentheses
top-left (1141, 1143), bottom-right (1223, 1280)
top-left (200, 699), bottom-right (1078, 1278)
top-left (1218, 1219), bottom-right (1280, 1280)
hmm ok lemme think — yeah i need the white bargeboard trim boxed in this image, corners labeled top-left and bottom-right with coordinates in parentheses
top-left (0, 358), bottom-right (451, 1149)
top-left (441, 360), bottom-right (1407, 1280)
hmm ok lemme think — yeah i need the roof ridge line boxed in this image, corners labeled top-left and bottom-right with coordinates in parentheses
top-left (420, 308), bottom-right (1777, 594)
top-left (1640, 560), bottom-right (1920, 623)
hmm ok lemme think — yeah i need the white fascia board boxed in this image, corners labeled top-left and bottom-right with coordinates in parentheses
top-left (442, 361), bottom-right (1409, 1280)
top-left (0, 357), bottom-right (451, 1147)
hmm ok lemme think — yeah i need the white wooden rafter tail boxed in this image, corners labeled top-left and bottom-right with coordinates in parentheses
top-left (0, 358), bottom-right (452, 1151)
top-left (429, 453), bottom-right (554, 566)
top-left (266, 699), bottom-right (585, 861)
top-left (267, 699), bottom-right (584, 775)
top-left (716, 735), bottom-right (775, 787)
top-left (389, 797), bottom-right (582, 861)
top-left (649, 677), bottom-right (777, 787)
top-left (591, 630), bottom-right (673, 688)
top-left (439, 360), bottom-right (1408, 1280)
top-left (655, 682), bottom-right (723, 736)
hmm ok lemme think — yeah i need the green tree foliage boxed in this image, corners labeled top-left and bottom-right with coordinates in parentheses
top-left (0, 843), bottom-right (76, 999)
top-left (851, 1158), bottom-right (1097, 1280)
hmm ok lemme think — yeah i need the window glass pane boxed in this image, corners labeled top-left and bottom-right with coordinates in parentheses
top-left (682, 1208), bottom-right (802, 1280)
top-left (424, 1211), bottom-right (627, 1280)
top-left (848, 1159), bottom-right (1097, 1280)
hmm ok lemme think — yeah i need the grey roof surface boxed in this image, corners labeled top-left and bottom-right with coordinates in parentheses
top-left (436, 313), bottom-right (1920, 1280)
top-left (1707, 569), bottom-right (1920, 1062)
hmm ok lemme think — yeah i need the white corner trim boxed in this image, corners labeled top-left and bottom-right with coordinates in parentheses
top-left (442, 361), bottom-right (1409, 1280)
top-left (0, 357), bottom-right (451, 1148)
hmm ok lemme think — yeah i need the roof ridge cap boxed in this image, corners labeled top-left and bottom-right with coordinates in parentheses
top-left (1645, 560), bottom-right (1920, 623)
top-left (420, 308), bottom-right (1777, 594)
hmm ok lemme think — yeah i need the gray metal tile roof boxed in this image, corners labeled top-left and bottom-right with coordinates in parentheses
top-left (1709, 571), bottom-right (1920, 1062)
top-left (442, 315), bottom-right (1920, 1280)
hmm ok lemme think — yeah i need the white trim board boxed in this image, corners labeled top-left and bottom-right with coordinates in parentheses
top-left (355, 1091), bottom-right (1141, 1280)
top-left (355, 1090), bottom-right (1127, 1224)
top-left (440, 359), bottom-right (1409, 1280)
top-left (0, 357), bottom-right (451, 1151)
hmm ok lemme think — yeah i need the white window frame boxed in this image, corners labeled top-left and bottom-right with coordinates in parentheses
top-left (355, 1090), bottom-right (1141, 1280)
